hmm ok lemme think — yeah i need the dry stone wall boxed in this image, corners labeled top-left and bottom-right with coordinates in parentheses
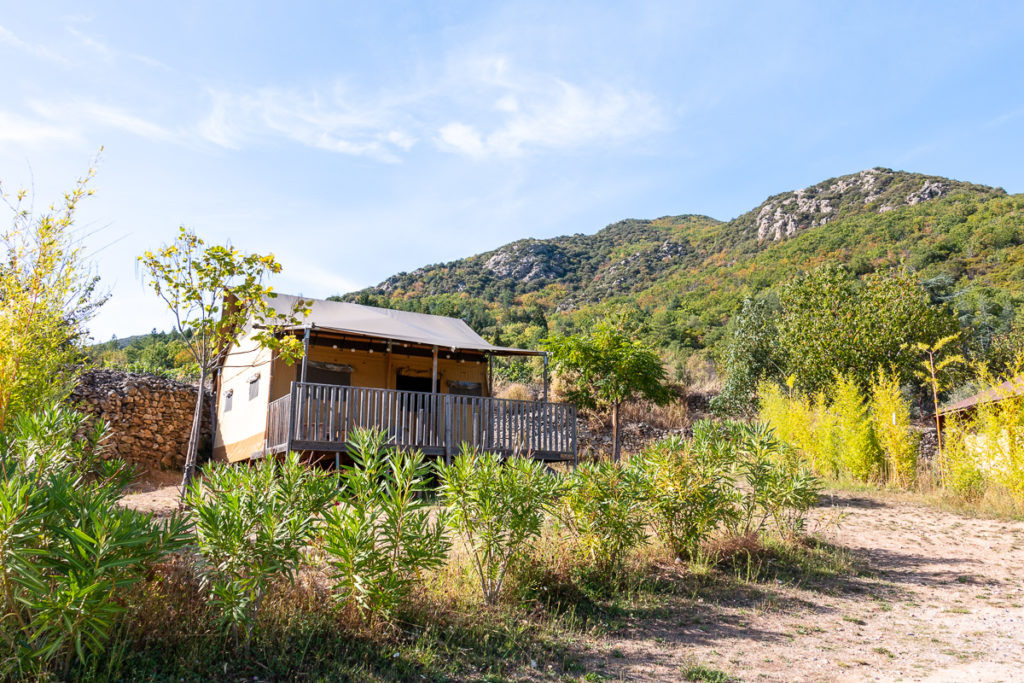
top-left (71, 369), bottom-right (212, 470)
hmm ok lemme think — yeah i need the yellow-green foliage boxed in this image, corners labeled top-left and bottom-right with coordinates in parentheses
top-left (952, 362), bottom-right (1024, 506)
top-left (757, 382), bottom-right (838, 477)
top-left (830, 373), bottom-right (883, 482)
top-left (941, 413), bottom-right (986, 501)
top-left (869, 368), bottom-right (919, 487)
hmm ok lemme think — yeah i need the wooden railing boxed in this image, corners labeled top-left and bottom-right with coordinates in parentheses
top-left (265, 382), bottom-right (577, 461)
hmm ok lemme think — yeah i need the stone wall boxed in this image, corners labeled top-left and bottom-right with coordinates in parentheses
top-left (71, 369), bottom-right (213, 470)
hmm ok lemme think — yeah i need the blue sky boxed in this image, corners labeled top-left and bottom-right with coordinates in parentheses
top-left (2, 1), bottom-right (1023, 340)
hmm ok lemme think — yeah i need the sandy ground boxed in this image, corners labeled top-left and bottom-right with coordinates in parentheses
top-left (578, 492), bottom-right (1024, 682)
top-left (120, 483), bottom-right (1024, 682)
top-left (119, 469), bottom-right (183, 515)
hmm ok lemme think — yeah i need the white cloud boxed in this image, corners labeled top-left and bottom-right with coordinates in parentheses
top-left (437, 78), bottom-right (665, 159)
top-left (196, 86), bottom-right (415, 162)
top-left (28, 99), bottom-right (176, 143)
top-left (0, 110), bottom-right (79, 144)
top-left (0, 24), bottom-right (69, 64)
top-left (438, 123), bottom-right (486, 158)
top-left (195, 56), bottom-right (665, 162)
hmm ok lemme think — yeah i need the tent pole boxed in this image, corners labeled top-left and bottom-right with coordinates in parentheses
top-left (431, 345), bottom-right (438, 393)
top-left (542, 352), bottom-right (549, 403)
top-left (300, 327), bottom-right (310, 383)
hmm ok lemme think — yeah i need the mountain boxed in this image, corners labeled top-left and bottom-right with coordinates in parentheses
top-left (340, 168), bottom-right (1019, 370)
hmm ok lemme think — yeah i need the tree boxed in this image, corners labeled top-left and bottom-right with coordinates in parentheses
top-left (544, 317), bottom-right (672, 461)
top-left (906, 333), bottom-right (964, 464)
top-left (777, 265), bottom-right (957, 394)
top-left (712, 293), bottom-right (782, 416)
top-left (138, 227), bottom-right (309, 499)
top-left (0, 165), bottom-right (106, 431)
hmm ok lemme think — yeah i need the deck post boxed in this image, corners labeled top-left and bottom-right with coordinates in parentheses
top-left (431, 345), bottom-right (438, 393)
top-left (542, 352), bottom-right (549, 403)
top-left (287, 381), bottom-right (298, 455)
top-left (300, 327), bottom-right (310, 384)
top-left (444, 394), bottom-right (453, 465)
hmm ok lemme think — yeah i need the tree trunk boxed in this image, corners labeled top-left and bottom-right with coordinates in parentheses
top-left (612, 402), bottom-right (621, 463)
top-left (179, 367), bottom-right (207, 502)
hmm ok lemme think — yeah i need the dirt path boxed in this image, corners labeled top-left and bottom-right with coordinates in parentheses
top-left (582, 492), bottom-right (1024, 682)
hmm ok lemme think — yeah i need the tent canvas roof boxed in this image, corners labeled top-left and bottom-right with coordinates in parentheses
top-left (264, 293), bottom-right (542, 357)
top-left (939, 376), bottom-right (1024, 415)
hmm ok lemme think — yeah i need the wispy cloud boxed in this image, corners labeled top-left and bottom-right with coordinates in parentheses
top-left (197, 85), bottom-right (418, 162)
top-left (0, 110), bottom-right (79, 144)
top-left (0, 24), bottom-right (69, 64)
top-left (28, 99), bottom-right (176, 143)
top-left (436, 76), bottom-right (665, 159)
top-left (196, 54), bottom-right (666, 162)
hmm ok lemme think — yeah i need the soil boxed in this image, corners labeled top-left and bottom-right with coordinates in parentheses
top-left (576, 491), bottom-right (1024, 682)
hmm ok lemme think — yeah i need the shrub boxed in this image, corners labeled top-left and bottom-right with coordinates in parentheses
top-left (559, 460), bottom-right (650, 573)
top-left (868, 367), bottom-right (919, 487)
top-left (636, 436), bottom-right (736, 560)
top-left (733, 423), bottom-right (821, 538)
top-left (830, 373), bottom-right (883, 482)
top-left (321, 429), bottom-right (449, 622)
top-left (437, 449), bottom-right (561, 604)
top-left (185, 451), bottom-right (334, 642)
top-left (940, 414), bottom-right (986, 501)
top-left (758, 382), bottom-right (838, 477)
top-left (0, 406), bottom-right (186, 678)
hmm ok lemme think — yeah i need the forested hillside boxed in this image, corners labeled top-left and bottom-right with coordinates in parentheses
top-left (340, 168), bottom-right (1018, 376)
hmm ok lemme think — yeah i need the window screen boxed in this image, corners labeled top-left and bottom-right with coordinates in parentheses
top-left (224, 389), bottom-right (233, 412)
top-left (448, 381), bottom-right (483, 397)
top-left (248, 376), bottom-right (260, 400)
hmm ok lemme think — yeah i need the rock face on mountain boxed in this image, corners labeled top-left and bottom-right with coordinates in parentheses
top-left (484, 241), bottom-right (568, 283)
top-left (746, 168), bottom-right (1003, 242)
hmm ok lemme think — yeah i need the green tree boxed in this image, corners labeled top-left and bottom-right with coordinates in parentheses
top-left (0, 166), bottom-right (106, 431)
top-left (712, 293), bottom-right (782, 416)
top-left (544, 318), bottom-right (672, 461)
top-left (776, 265), bottom-right (957, 394)
top-left (138, 227), bottom-right (309, 498)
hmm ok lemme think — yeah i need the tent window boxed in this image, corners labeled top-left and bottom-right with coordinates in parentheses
top-left (305, 361), bottom-right (353, 387)
top-left (224, 389), bottom-right (233, 412)
top-left (448, 381), bottom-right (483, 397)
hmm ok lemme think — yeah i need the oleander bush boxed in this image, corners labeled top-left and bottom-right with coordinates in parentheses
top-left (559, 460), bottom-right (651, 574)
top-left (437, 448), bottom-right (561, 604)
top-left (322, 428), bottom-right (449, 622)
top-left (0, 406), bottom-right (187, 678)
top-left (185, 450), bottom-right (334, 642)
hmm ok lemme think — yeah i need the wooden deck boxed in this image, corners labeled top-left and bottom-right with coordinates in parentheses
top-left (265, 381), bottom-right (578, 462)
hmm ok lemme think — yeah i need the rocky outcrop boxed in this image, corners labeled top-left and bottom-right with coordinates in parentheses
top-left (753, 168), bottom-right (996, 242)
top-left (70, 369), bottom-right (212, 470)
top-left (484, 241), bottom-right (567, 284)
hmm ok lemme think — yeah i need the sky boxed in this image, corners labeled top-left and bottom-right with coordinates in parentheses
top-left (1, 1), bottom-right (1023, 340)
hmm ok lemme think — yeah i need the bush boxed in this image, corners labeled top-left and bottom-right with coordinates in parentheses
top-left (437, 449), bottom-right (561, 604)
top-left (733, 423), bottom-right (821, 538)
top-left (321, 428), bottom-right (449, 622)
top-left (829, 373), bottom-right (883, 482)
top-left (758, 382), bottom-right (838, 477)
top-left (941, 414), bottom-right (986, 501)
top-left (636, 435), bottom-right (736, 560)
top-left (0, 406), bottom-right (186, 678)
top-left (185, 451), bottom-right (334, 642)
top-left (559, 460), bottom-right (650, 573)
top-left (869, 367), bottom-right (919, 487)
